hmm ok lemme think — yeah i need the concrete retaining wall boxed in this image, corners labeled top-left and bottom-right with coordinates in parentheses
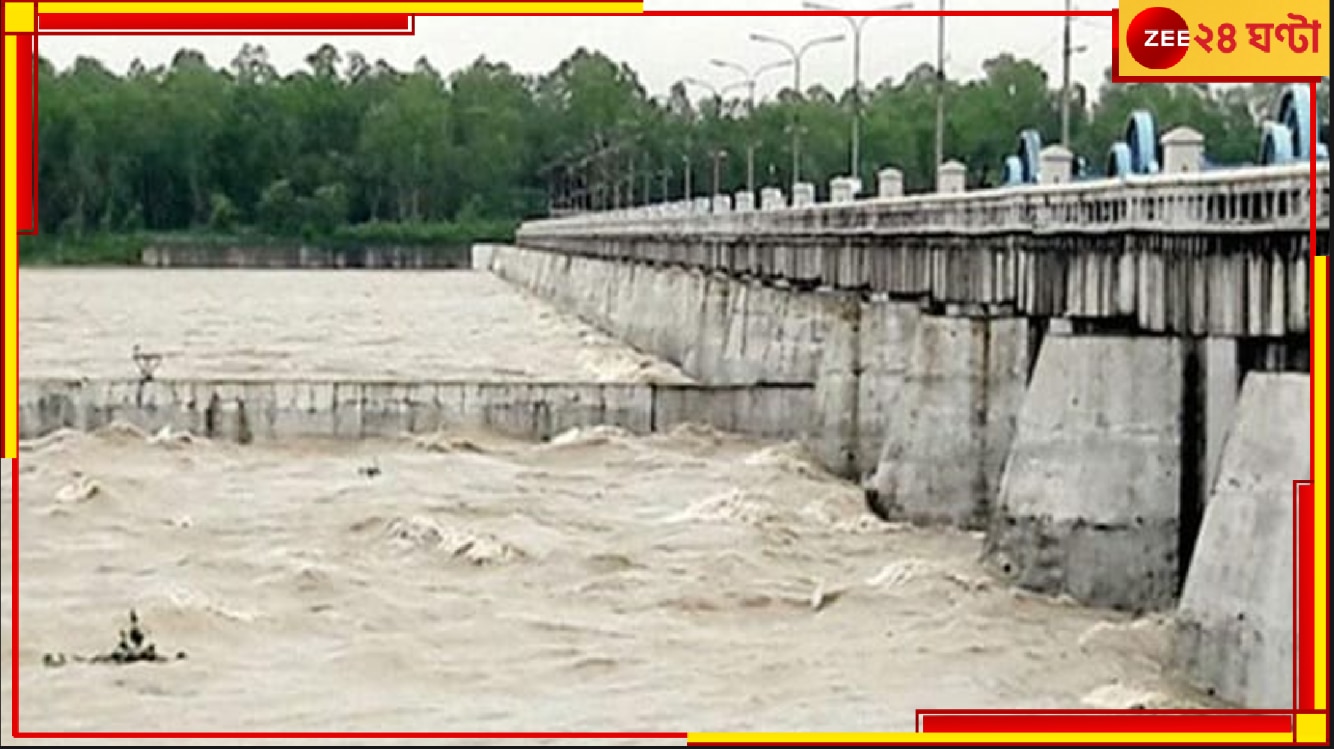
top-left (483, 244), bottom-right (1028, 527)
top-left (141, 244), bottom-right (471, 269)
top-left (487, 245), bottom-right (833, 385)
top-left (19, 378), bottom-right (813, 445)
top-left (1172, 373), bottom-right (1308, 708)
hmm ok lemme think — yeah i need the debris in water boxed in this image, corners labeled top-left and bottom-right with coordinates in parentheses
top-left (132, 345), bottom-right (164, 381)
top-left (55, 472), bottom-right (102, 503)
top-left (42, 610), bottom-right (187, 667)
top-left (809, 580), bottom-right (848, 612)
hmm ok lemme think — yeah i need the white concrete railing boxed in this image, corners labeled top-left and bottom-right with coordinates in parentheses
top-left (522, 162), bottom-right (1329, 237)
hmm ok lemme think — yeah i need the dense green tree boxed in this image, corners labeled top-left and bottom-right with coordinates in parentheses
top-left (30, 43), bottom-right (1324, 250)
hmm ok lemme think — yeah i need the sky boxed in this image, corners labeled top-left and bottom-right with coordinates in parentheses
top-left (37, 0), bottom-right (1120, 102)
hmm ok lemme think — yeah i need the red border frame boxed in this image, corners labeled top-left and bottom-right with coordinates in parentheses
top-left (37, 13), bottom-right (417, 34)
top-left (3, 3), bottom-right (1326, 742)
top-left (916, 713), bottom-right (1297, 733)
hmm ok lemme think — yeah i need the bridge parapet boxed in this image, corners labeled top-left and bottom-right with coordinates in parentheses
top-left (514, 163), bottom-right (1325, 338)
top-left (520, 163), bottom-right (1327, 239)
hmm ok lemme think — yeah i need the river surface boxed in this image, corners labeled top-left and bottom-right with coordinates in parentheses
top-left (17, 269), bottom-right (689, 383)
top-left (5, 269), bottom-right (1211, 742)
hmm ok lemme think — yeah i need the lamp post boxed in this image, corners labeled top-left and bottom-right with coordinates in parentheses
top-left (750, 31), bottom-right (846, 188)
top-left (744, 143), bottom-right (759, 193)
top-left (1060, 0), bottom-right (1091, 148)
top-left (626, 156), bottom-right (636, 207)
top-left (709, 56), bottom-right (793, 192)
top-left (683, 75), bottom-right (751, 124)
top-left (683, 76), bottom-right (740, 201)
top-left (803, 1), bottom-right (914, 188)
top-left (682, 76), bottom-right (725, 111)
top-left (642, 156), bottom-right (652, 206)
top-left (935, 0), bottom-right (945, 176)
top-left (709, 57), bottom-right (794, 113)
top-left (711, 149), bottom-right (729, 199)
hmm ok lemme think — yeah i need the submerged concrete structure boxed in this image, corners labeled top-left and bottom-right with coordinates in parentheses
top-left (19, 378), bottom-right (812, 445)
top-left (141, 243), bottom-right (471, 269)
top-left (493, 149), bottom-right (1325, 708)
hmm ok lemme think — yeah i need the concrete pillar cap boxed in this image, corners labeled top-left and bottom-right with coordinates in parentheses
top-left (1161, 126), bottom-right (1205, 145)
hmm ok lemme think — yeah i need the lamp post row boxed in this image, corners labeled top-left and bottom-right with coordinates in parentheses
top-left (698, 2), bottom-right (919, 196)
top-left (565, 2), bottom-right (1076, 210)
top-left (802, 1), bottom-right (914, 187)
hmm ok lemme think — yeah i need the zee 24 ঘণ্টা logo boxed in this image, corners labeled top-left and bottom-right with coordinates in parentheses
top-left (1125, 5), bottom-right (1323, 71)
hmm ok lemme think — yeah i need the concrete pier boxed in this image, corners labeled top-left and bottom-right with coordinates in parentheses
top-left (1172, 374), bottom-right (1308, 708)
top-left (866, 312), bottom-right (1029, 529)
top-left (983, 334), bottom-right (1192, 611)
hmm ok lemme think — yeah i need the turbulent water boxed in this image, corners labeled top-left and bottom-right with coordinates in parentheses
top-left (5, 270), bottom-right (1213, 742)
top-left (18, 269), bottom-right (689, 383)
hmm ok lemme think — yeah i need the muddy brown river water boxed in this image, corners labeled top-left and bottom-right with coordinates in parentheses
top-left (4, 270), bottom-right (1212, 742)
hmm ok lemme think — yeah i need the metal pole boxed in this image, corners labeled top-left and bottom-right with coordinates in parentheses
top-left (935, 0), bottom-right (946, 174)
top-left (712, 150), bottom-right (726, 197)
top-left (803, 2), bottom-right (913, 184)
top-left (851, 18), bottom-right (863, 182)
top-left (1061, 0), bottom-right (1072, 147)
top-left (712, 57), bottom-right (793, 190)
top-left (748, 80), bottom-right (758, 192)
top-left (627, 157), bottom-right (635, 206)
top-left (750, 33), bottom-right (844, 191)
top-left (792, 55), bottom-right (802, 186)
top-left (683, 155), bottom-right (692, 199)
top-left (747, 143), bottom-right (757, 194)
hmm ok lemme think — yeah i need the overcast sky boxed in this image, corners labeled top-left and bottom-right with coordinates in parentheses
top-left (38, 0), bottom-right (1119, 101)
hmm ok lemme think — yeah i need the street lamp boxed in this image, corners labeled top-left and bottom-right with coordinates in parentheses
top-left (1060, 0), bottom-right (1091, 147)
top-left (935, 0), bottom-right (945, 176)
top-left (684, 76), bottom-right (742, 202)
top-left (709, 57), bottom-right (794, 113)
top-left (750, 31), bottom-right (846, 187)
top-left (803, 1), bottom-right (914, 188)
top-left (683, 75), bottom-right (751, 118)
top-left (711, 149), bottom-right (729, 199)
top-left (641, 156), bottom-right (652, 207)
top-left (682, 76), bottom-right (724, 108)
top-left (709, 57), bottom-right (794, 192)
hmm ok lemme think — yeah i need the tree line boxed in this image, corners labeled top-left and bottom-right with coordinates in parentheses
top-left (29, 43), bottom-right (1330, 259)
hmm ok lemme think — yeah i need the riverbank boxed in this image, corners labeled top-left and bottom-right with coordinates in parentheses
top-left (18, 221), bottom-right (517, 267)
